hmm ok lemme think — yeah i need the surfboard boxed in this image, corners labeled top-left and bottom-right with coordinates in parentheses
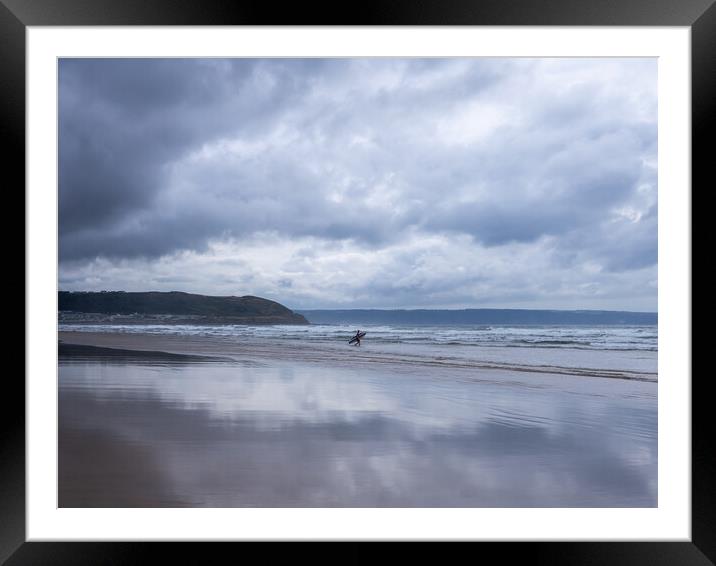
top-left (348, 331), bottom-right (367, 344)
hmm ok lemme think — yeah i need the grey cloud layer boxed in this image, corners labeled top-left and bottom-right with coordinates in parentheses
top-left (59, 58), bottom-right (657, 308)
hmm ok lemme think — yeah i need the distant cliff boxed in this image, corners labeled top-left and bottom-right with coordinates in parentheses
top-left (297, 308), bottom-right (657, 325)
top-left (59, 291), bottom-right (308, 325)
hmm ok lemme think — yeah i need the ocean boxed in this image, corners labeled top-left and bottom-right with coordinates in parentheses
top-left (59, 321), bottom-right (657, 350)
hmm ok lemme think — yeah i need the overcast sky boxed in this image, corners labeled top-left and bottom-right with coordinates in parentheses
top-left (58, 58), bottom-right (657, 311)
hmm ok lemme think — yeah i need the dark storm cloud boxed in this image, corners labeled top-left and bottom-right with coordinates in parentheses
top-left (58, 58), bottom-right (522, 260)
top-left (58, 58), bottom-right (657, 308)
top-left (59, 58), bottom-right (326, 255)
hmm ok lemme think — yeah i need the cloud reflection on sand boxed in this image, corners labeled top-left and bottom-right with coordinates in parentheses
top-left (59, 358), bottom-right (656, 507)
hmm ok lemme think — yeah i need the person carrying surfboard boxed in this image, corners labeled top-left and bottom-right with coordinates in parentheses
top-left (352, 329), bottom-right (363, 346)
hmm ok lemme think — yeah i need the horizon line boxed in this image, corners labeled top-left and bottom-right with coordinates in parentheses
top-left (296, 307), bottom-right (658, 314)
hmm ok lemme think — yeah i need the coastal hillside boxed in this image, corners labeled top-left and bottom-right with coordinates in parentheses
top-left (59, 291), bottom-right (308, 325)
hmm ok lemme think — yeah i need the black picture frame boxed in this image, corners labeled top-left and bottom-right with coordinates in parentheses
top-left (6, 0), bottom-right (706, 563)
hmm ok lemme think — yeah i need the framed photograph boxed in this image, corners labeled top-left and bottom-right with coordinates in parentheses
top-left (9, 0), bottom-right (706, 563)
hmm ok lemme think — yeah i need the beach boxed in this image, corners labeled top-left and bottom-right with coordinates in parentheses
top-left (58, 328), bottom-right (657, 508)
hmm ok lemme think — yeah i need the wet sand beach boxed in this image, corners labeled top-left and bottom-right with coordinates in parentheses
top-left (58, 331), bottom-right (657, 507)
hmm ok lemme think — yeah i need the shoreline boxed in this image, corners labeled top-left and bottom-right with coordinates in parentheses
top-left (58, 330), bottom-right (658, 383)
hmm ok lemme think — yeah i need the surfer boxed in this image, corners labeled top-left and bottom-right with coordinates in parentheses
top-left (348, 329), bottom-right (366, 346)
top-left (353, 329), bottom-right (362, 347)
